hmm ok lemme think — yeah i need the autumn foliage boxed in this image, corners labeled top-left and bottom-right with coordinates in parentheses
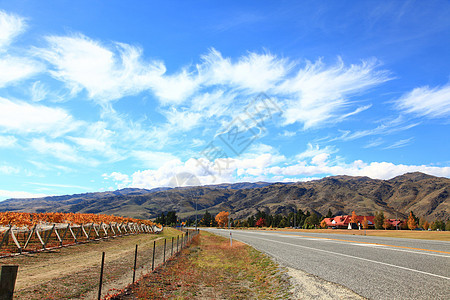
top-left (362, 216), bottom-right (369, 229)
top-left (350, 211), bottom-right (358, 223)
top-left (0, 211), bottom-right (157, 228)
top-left (407, 212), bottom-right (417, 230)
top-left (215, 211), bottom-right (229, 228)
top-left (255, 217), bottom-right (266, 227)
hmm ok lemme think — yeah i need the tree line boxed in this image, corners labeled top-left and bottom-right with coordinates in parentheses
top-left (155, 209), bottom-right (450, 231)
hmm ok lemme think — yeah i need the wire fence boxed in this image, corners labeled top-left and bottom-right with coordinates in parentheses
top-left (0, 228), bottom-right (199, 300)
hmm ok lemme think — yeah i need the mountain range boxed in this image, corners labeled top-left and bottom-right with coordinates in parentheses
top-left (0, 172), bottom-right (448, 221)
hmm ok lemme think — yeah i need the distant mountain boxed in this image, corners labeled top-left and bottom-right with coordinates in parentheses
top-left (0, 173), bottom-right (448, 221)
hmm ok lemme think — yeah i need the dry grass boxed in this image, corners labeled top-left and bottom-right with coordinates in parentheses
top-left (115, 231), bottom-right (292, 299)
top-left (0, 228), bottom-right (182, 299)
top-left (242, 227), bottom-right (450, 241)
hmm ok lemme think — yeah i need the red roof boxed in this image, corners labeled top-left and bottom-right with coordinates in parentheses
top-left (323, 215), bottom-right (375, 227)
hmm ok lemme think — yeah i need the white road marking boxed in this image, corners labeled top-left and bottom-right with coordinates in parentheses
top-left (231, 231), bottom-right (450, 258)
top-left (236, 234), bottom-right (450, 281)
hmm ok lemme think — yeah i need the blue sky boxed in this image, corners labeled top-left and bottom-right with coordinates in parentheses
top-left (0, 0), bottom-right (449, 200)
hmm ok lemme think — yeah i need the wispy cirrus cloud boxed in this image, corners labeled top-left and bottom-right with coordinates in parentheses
top-left (0, 10), bottom-right (25, 50)
top-left (0, 97), bottom-right (81, 137)
top-left (30, 138), bottom-right (99, 166)
top-left (0, 10), bottom-right (42, 87)
top-left (278, 58), bottom-right (391, 129)
top-left (332, 116), bottom-right (419, 141)
top-left (383, 137), bottom-right (413, 149)
top-left (0, 135), bottom-right (17, 147)
top-left (394, 83), bottom-right (450, 118)
top-left (36, 34), bottom-right (166, 104)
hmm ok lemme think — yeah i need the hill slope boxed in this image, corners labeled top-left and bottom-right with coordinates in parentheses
top-left (0, 173), bottom-right (448, 221)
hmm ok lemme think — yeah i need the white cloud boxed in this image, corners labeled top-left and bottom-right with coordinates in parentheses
top-left (0, 10), bottom-right (25, 50)
top-left (163, 107), bottom-right (203, 131)
top-left (132, 150), bottom-right (179, 169)
top-left (0, 56), bottom-right (42, 87)
top-left (278, 58), bottom-right (391, 129)
top-left (280, 130), bottom-right (296, 137)
top-left (102, 172), bottom-right (130, 189)
top-left (296, 143), bottom-right (336, 160)
top-left (383, 138), bottom-right (413, 149)
top-left (0, 190), bottom-right (48, 200)
top-left (0, 135), bottom-right (17, 147)
top-left (200, 48), bottom-right (292, 92)
top-left (363, 138), bottom-right (384, 148)
top-left (333, 116), bottom-right (419, 141)
top-left (37, 34), bottom-right (165, 103)
top-left (0, 97), bottom-right (81, 137)
top-left (395, 84), bottom-right (450, 118)
top-left (30, 138), bottom-right (98, 166)
top-left (0, 165), bottom-right (19, 174)
top-left (0, 11), bottom-right (42, 87)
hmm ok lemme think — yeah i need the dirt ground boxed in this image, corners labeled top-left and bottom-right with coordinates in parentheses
top-left (0, 228), bottom-right (183, 299)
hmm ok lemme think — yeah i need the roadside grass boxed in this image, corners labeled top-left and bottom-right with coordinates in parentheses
top-left (235, 227), bottom-right (450, 241)
top-left (115, 231), bottom-right (292, 299)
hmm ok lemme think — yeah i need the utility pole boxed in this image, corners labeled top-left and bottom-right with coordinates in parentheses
top-left (195, 199), bottom-right (198, 231)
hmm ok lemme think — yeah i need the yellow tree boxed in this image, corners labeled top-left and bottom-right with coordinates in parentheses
top-left (320, 219), bottom-right (327, 229)
top-left (351, 211), bottom-right (358, 224)
top-left (407, 212), bottom-right (417, 230)
top-left (423, 220), bottom-right (430, 230)
top-left (383, 219), bottom-right (392, 230)
top-left (362, 216), bottom-right (369, 229)
top-left (215, 211), bottom-right (229, 228)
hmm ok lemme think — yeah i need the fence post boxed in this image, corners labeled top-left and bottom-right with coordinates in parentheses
top-left (98, 252), bottom-right (105, 300)
top-left (132, 244), bottom-right (138, 284)
top-left (171, 237), bottom-right (174, 257)
top-left (0, 265), bottom-right (18, 300)
top-left (151, 240), bottom-right (156, 271)
top-left (176, 235), bottom-right (179, 253)
top-left (163, 239), bottom-right (166, 263)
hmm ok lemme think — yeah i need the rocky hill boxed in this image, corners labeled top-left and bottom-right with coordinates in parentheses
top-left (0, 173), bottom-right (448, 221)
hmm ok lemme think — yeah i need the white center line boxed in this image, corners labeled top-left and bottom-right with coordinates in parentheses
top-left (234, 233), bottom-right (450, 281)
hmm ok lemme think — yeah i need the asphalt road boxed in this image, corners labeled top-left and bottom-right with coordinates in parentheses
top-left (205, 229), bottom-right (450, 299)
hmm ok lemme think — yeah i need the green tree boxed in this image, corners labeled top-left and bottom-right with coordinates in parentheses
top-left (446, 220), bottom-right (450, 231)
top-left (326, 209), bottom-right (333, 218)
top-left (374, 211), bottom-right (385, 229)
top-left (304, 213), bottom-right (320, 228)
top-left (200, 210), bottom-right (213, 226)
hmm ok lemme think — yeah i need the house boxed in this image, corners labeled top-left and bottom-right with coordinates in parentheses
top-left (322, 215), bottom-right (375, 229)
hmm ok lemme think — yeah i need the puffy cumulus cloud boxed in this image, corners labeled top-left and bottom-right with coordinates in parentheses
top-left (268, 160), bottom-right (450, 180)
top-left (107, 150), bottom-right (450, 191)
top-left (0, 189), bottom-right (48, 200)
top-left (102, 172), bottom-right (130, 189)
top-left (130, 157), bottom-right (236, 189)
top-left (0, 97), bottom-right (81, 137)
top-left (394, 84), bottom-right (450, 118)
top-left (278, 58), bottom-right (391, 129)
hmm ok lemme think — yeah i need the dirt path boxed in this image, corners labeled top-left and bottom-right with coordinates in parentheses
top-left (0, 228), bottom-right (183, 299)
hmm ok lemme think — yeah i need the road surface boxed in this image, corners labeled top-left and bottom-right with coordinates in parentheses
top-left (205, 229), bottom-right (450, 299)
